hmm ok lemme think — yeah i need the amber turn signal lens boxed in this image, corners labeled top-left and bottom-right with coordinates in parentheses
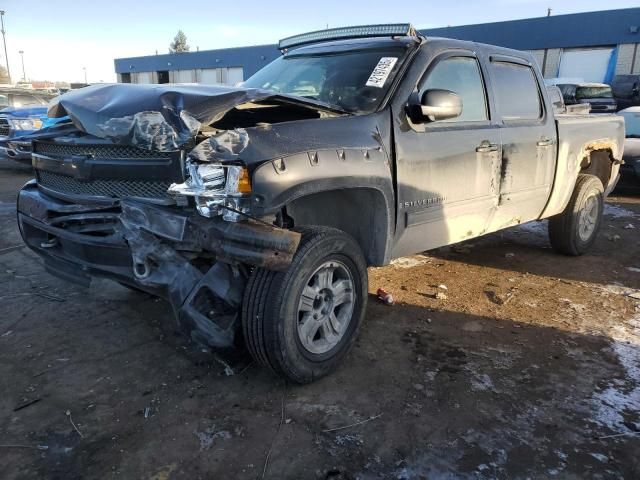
top-left (237, 167), bottom-right (252, 194)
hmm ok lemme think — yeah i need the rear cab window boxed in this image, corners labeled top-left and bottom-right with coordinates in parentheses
top-left (576, 85), bottom-right (612, 100)
top-left (489, 60), bottom-right (543, 121)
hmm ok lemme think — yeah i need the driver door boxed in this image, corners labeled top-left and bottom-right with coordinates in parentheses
top-left (392, 52), bottom-right (501, 258)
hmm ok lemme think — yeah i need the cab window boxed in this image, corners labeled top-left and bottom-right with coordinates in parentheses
top-left (420, 56), bottom-right (488, 122)
top-left (490, 62), bottom-right (542, 120)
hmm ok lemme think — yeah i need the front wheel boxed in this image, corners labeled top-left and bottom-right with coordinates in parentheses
top-left (548, 174), bottom-right (604, 256)
top-left (242, 226), bottom-right (368, 383)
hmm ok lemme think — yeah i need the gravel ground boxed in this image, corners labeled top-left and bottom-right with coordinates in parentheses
top-left (1, 161), bottom-right (639, 479)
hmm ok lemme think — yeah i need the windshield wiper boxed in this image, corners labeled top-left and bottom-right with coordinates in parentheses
top-left (275, 94), bottom-right (350, 115)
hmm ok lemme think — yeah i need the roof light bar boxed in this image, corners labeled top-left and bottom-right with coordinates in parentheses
top-left (278, 23), bottom-right (417, 50)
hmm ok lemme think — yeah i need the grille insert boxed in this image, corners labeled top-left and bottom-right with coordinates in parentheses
top-left (33, 142), bottom-right (174, 159)
top-left (0, 118), bottom-right (9, 136)
top-left (37, 170), bottom-right (172, 200)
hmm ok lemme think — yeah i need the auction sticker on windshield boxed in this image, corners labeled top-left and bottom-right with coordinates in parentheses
top-left (366, 57), bottom-right (398, 88)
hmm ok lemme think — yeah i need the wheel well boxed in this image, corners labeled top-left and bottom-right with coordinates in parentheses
top-left (580, 149), bottom-right (614, 188)
top-left (285, 188), bottom-right (390, 266)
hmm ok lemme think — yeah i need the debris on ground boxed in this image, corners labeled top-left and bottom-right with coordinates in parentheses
top-left (434, 291), bottom-right (448, 300)
top-left (322, 414), bottom-right (383, 433)
top-left (624, 223), bottom-right (635, 229)
top-left (66, 410), bottom-right (83, 438)
top-left (13, 398), bottom-right (42, 412)
top-left (485, 287), bottom-right (517, 306)
top-left (376, 288), bottom-right (394, 305)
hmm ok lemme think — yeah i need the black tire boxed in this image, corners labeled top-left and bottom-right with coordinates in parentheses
top-left (242, 226), bottom-right (368, 383)
top-left (548, 174), bottom-right (604, 256)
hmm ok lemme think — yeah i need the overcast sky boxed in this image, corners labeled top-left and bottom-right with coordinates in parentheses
top-left (1, 0), bottom-right (638, 83)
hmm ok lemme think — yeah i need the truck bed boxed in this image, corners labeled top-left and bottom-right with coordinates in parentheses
top-left (541, 113), bottom-right (625, 219)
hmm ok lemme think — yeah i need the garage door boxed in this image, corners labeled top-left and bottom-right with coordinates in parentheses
top-left (558, 48), bottom-right (614, 83)
top-left (134, 72), bottom-right (153, 84)
top-left (198, 69), bottom-right (221, 85)
top-left (172, 69), bottom-right (195, 83)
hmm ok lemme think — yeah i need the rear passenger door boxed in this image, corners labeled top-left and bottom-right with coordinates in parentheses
top-left (485, 55), bottom-right (557, 231)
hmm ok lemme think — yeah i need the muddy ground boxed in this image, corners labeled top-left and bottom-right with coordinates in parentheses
top-left (1, 159), bottom-right (639, 479)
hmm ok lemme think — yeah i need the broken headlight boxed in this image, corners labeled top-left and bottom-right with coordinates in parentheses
top-left (168, 161), bottom-right (252, 222)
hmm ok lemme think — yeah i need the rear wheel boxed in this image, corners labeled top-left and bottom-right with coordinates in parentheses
top-left (548, 174), bottom-right (604, 256)
top-left (242, 226), bottom-right (367, 383)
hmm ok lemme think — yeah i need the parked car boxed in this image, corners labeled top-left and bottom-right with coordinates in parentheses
top-left (545, 85), bottom-right (590, 115)
top-left (0, 87), bottom-right (53, 108)
top-left (0, 88), bottom-right (55, 163)
top-left (0, 105), bottom-right (48, 164)
top-left (557, 82), bottom-right (617, 113)
top-left (612, 74), bottom-right (640, 111)
top-left (3, 114), bottom-right (69, 164)
top-left (17, 25), bottom-right (625, 383)
top-left (618, 107), bottom-right (640, 182)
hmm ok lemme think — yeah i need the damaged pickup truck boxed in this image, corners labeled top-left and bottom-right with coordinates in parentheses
top-left (17, 24), bottom-right (625, 383)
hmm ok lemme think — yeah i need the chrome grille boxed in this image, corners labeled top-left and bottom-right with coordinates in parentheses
top-left (37, 170), bottom-right (171, 200)
top-left (0, 118), bottom-right (9, 136)
top-left (33, 142), bottom-right (173, 159)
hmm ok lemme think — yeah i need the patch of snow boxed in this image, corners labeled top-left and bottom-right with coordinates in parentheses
top-left (604, 204), bottom-right (639, 219)
top-left (590, 314), bottom-right (640, 434)
top-left (194, 427), bottom-right (232, 450)
top-left (513, 220), bottom-right (548, 237)
top-left (600, 283), bottom-right (640, 298)
top-left (589, 453), bottom-right (609, 463)
top-left (470, 373), bottom-right (495, 392)
top-left (390, 256), bottom-right (430, 269)
top-left (627, 267), bottom-right (640, 273)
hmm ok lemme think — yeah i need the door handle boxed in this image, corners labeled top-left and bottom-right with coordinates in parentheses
top-left (476, 142), bottom-right (499, 153)
top-left (537, 138), bottom-right (554, 147)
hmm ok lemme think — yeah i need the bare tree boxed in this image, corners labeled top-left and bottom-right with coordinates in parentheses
top-left (169, 30), bottom-right (190, 53)
top-left (0, 65), bottom-right (9, 84)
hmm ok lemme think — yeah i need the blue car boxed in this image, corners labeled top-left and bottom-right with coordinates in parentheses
top-left (0, 104), bottom-right (50, 165)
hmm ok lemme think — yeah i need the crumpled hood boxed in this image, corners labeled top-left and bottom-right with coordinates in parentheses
top-left (0, 105), bottom-right (48, 118)
top-left (47, 83), bottom-right (333, 152)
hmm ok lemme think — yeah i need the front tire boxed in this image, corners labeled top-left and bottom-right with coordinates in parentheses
top-left (242, 226), bottom-right (368, 383)
top-left (548, 174), bottom-right (604, 256)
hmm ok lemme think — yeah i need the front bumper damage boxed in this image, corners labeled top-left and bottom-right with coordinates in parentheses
top-left (6, 139), bottom-right (33, 164)
top-left (17, 182), bottom-right (301, 348)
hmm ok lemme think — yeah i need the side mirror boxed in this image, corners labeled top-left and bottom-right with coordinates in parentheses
top-left (419, 89), bottom-right (463, 122)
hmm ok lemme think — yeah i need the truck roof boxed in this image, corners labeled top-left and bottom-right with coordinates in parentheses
top-left (286, 35), bottom-right (534, 65)
top-left (284, 36), bottom-right (419, 56)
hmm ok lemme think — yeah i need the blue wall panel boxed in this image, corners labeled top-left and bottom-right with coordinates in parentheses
top-left (115, 8), bottom-right (640, 76)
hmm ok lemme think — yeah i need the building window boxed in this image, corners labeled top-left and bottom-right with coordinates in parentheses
top-left (157, 71), bottom-right (169, 84)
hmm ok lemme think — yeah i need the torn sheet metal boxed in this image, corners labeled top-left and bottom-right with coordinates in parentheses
top-left (188, 129), bottom-right (250, 162)
top-left (119, 213), bottom-right (243, 348)
top-left (46, 84), bottom-right (337, 152)
top-left (120, 200), bottom-right (301, 270)
top-left (117, 199), bottom-right (300, 347)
